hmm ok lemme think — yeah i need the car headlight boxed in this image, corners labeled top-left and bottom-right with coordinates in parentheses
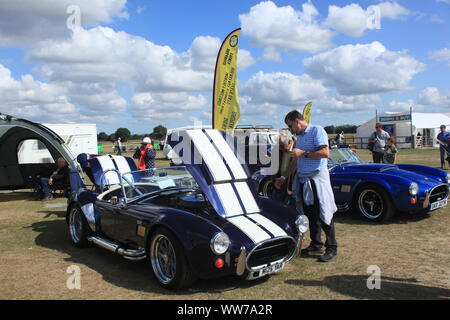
top-left (295, 215), bottom-right (309, 234)
top-left (210, 232), bottom-right (230, 255)
top-left (446, 173), bottom-right (450, 184)
top-left (409, 182), bottom-right (418, 196)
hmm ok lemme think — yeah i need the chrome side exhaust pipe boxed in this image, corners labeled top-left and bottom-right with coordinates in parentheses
top-left (87, 236), bottom-right (146, 261)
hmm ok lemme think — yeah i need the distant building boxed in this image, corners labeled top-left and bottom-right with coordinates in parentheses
top-left (356, 111), bottom-right (450, 149)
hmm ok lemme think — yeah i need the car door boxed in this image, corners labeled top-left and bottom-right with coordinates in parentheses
top-left (95, 200), bottom-right (119, 239)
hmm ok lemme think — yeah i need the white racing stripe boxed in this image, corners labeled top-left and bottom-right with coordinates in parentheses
top-left (227, 215), bottom-right (272, 243)
top-left (234, 182), bottom-right (260, 214)
top-left (204, 129), bottom-right (247, 180)
top-left (214, 183), bottom-right (243, 217)
top-left (96, 155), bottom-right (120, 185)
top-left (247, 213), bottom-right (287, 238)
top-left (111, 155), bottom-right (134, 184)
top-left (187, 130), bottom-right (232, 183)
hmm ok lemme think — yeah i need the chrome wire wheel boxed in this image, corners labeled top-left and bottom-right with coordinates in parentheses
top-left (150, 234), bottom-right (177, 284)
top-left (358, 189), bottom-right (383, 220)
top-left (262, 179), bottom-right (275, 198)
top-left (69, 207), bottom-right (83, 243)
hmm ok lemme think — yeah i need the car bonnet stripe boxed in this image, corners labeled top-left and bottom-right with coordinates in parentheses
top-left (233, 181), bottom-right (260, 214)
top-left (247, 213), bottom-right (287, 238)
top-left (204, 129), bottom-right (247, 180)
top-left (187, 130), bottom-right (232, 183)
top-left (227, 215), bottom-right (272, 244)
top-left (213, 183), bottom-right (243, 217)
top-left (111, 155), bottom-right (134, 183)
top-left (96, 155), bottom-right (120, 185)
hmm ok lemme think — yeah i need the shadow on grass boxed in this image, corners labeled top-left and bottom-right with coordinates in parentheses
top-left (334, 210), bottom-right (431, 226)
top-left (27, 218), bottom-right (268, 296)
top-left (285, 275), bottom-right (450, 300)
top-left (0, 191), bottom-right (36, 202)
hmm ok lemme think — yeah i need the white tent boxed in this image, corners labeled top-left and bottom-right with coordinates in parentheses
top-left (356, 112), bottom-right (450, 149)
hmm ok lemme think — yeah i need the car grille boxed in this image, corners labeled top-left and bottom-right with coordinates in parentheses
top-left (429, 185), bottom-right (449, 203)
top-left (247, 237), bottom-right (296, 269)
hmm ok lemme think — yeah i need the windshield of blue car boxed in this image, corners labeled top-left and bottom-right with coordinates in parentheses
top-left (119, 166), bottom-right (199, 200)
top-left (328, 148), bottom-right (362, 167)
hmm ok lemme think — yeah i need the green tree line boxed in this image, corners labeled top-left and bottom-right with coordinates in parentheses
top-left (97, 125), bottom-right (167, 142)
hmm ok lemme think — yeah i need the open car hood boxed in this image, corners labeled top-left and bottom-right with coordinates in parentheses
top-left (166, 129), bottom-right (263, 219)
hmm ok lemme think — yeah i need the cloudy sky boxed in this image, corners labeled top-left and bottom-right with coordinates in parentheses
top-left (0, 0), bottom-right (449, 134)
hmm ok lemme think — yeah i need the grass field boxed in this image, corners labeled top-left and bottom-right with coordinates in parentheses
top-left (0, 147), bottom-right (449, 300)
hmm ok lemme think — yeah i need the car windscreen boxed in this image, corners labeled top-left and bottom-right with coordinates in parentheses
top-left (120, 166), bottom-right (198, 199)
top-left (328, 148), bottom-right (362, 167)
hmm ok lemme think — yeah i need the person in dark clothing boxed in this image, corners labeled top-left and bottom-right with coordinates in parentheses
top-left (76, 153), bottom-right (95, 185)
top-left (437, 125), bottom-right (450, 169)
top-left (38, 157), bottom-right (69, 201)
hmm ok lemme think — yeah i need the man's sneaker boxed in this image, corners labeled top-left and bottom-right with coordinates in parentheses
top-left (301, 245), bottom-right (324, 256)
top-left (41, 195), bottom-right (53, 201)
top-left (318, 249), bottom-right (337, 262)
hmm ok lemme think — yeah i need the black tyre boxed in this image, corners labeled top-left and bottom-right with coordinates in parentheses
top-left (148, 227), bottom-right (196, 290)
top-left (260, 178), bottom-right (275, 198)
top-left (354, 184), bottom-right (395, 222)
top-left (68, 205), bottom-right (91, 247)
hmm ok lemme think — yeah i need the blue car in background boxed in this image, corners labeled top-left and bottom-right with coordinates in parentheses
top-left (253, 148), bottom-right (450, 222)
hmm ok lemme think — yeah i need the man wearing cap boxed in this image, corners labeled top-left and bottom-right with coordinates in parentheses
top-left (437, 125), bottom-right (450, 169)
top-left (139, 137), bottom-right (156, 170)
top-left (276, 110), bottom-right (338, 262)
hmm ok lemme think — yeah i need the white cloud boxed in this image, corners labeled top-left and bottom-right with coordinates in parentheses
top-left (318, 94), bottom-right (381, 111)
top-left (377, 2), bottom-right (411, 20)
top-left (0, 64), bottom-right (78, 121)
top-left (238, 49), bottom-right (256, 70)
top-left (240, 71), bottom-right (328, 106)
top-left (418, 87), bottom-right (450, 106)
top-left (0, 0), bottom-right (128, 47)
top-left (28, 27), bottom-right (217, 93)
top-left (387, 99), bottom-right (422, 112)
top-left (130, 92), bottom-right (208, 121)
top-left (429, 48), bottom-right (450, 65)
top-left (325, 3), bottom-right (371, 37)
top-left (304, 41), bottom-right (426, 96)
top-left (239, 1), bottom-right (334, 53)
top-left (262, 47), bottom-right (282, 62)
top-left (325, 2), bottom-right (411, 37)
top-left (437, 0), bottom-right (450, 4)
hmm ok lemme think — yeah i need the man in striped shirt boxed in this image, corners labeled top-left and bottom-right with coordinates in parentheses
top-left (276, 110), bottom-right (338, 262)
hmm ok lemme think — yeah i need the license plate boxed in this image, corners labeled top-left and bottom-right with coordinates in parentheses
top-left (430, 199), bottom-right (448, 211)
top-left (261, 262), bottom-right (285, 276)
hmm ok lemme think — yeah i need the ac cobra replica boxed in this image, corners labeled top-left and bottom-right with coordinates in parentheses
top-left (253, 147), bottom-right (449, 222)
top-left (67, 129), bottom-right (309, 289)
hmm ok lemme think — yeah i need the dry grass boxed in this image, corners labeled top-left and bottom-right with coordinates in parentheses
top-left (0, 149), bottom-right (449, 300)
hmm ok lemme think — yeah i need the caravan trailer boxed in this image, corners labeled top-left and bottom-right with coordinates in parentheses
top-left (17, 123), bottom-right (97, 164)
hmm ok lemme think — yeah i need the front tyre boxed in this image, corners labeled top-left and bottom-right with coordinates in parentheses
top-left (68, 205), bottom-right (90, 247)
top-left (148, 227), bottom-right (196, 290)
top-left (354, 185), bottom-right (395, 222)
top-left (260, 178), bottom-right (275, 198)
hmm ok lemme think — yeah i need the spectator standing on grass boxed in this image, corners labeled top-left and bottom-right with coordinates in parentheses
top-left (275, 110), bottom-right (338, 263)
top-left (138, 137), bottom-right (156, 170)
top-left (369, 123), bottom-right (390, 163)
top-left (383, 137), bottom-right (398, 164)
top-left (115, 137), bottom-right (122, 155)
top-left (436, 125), bottom-right (450, 169)
top-left (335, 131), bottom-right (345, 146)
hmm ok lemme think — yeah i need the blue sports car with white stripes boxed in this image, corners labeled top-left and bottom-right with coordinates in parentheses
top-left (67, 129), bottom-right (309, 289)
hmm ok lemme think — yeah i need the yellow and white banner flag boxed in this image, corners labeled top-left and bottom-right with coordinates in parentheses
top-left (213, 28), bottom-right (241, 131)
top-left (302, 101), bottom-right (312, 123)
